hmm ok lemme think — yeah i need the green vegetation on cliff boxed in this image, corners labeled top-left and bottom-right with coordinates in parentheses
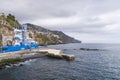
top-left (6, 13), bottom-right (20, 28)
top-left (34, 33), bottom-right (61, 45)
top-left (0, 13), bottom-right (20, 28)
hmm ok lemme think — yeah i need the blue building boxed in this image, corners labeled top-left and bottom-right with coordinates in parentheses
top-left (0, 24), bottom-right (39, 53)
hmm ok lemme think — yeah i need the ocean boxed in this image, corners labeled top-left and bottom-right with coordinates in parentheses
top-left (0, 43), bottom-right (120, 80)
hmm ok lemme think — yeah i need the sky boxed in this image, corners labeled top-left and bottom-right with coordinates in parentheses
top-left (0, 0), bottom-right (120, 43)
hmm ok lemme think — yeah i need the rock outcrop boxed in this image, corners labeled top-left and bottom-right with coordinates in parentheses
top-left (26, 23), bottom-right (81, 45)
top-left (0, 13), bottom-right (20, 46)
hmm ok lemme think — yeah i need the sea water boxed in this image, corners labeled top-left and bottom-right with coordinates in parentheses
top-left (0, 43), bottom-right (120, 80)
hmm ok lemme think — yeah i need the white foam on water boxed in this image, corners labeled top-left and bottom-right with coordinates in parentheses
top-left (5, 59), bottom-right (37, 69)
top-left (20, 59), bottom-right (37, 65)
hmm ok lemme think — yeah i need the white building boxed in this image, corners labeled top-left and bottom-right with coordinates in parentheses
top-left (14, 28), bottom-right (37, 45)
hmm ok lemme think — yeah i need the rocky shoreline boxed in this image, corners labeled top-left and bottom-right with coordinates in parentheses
top-left (0, 48), bottom-right (75, 69)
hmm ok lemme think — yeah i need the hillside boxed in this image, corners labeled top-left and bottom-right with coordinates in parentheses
top-left (0, 13), bottom-right (20, 46)
top-left (26, 23), bottom-right (81, 45)
top-left (0, 13), bottom-right (81, 46)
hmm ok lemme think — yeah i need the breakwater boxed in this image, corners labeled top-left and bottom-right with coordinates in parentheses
top-left (0, 48), bottom-right (75, 69)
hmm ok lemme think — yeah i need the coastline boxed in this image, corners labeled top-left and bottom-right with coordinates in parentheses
top-left (0, 48), bottom-right (75, 69)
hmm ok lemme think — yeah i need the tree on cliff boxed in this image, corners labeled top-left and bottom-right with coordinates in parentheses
top-left (6, 13), bottom-right (20, 28)
top-left (7, 14), bottom-right (15, 21)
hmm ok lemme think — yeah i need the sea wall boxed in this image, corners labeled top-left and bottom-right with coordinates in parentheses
top-left (0, 48), bottom-right (75, 69)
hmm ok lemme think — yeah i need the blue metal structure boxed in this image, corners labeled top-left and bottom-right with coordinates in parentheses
top-left (0, 24), bottom-right (39, 53)
top-left (22, 24), bottom-right (27, 45)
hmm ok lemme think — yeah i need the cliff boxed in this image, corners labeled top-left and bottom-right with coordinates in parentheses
top-left (0, 13), bottom-right (81, 46)
top-left (0, 13), bottom-right (20, 46)
top-left (26, 23), bottom-right (81, 45)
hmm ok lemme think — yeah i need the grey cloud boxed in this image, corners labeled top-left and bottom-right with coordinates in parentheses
top-left (0, 0), bottom-right (120, 43)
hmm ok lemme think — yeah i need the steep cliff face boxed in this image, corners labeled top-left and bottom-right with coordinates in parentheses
top-left (51, 31), bottom-right (81, 43)
top-left (0, 24), bottom-right (14, 46)
top-left (0, 14), bottom-right (20, 46)
top-left (26, 23), bottom-right (81, 44)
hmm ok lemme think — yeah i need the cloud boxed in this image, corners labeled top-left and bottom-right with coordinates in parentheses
top-left (25, 15), bottom-right (81, 26)
top-left (0, 0), bottom-right (120, 43)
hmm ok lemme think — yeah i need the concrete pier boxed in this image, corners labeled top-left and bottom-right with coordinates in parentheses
top-left (34, 48), bottom-right (75, 60)
top-left (62, 54), bottom-right (75, 61)
top-left (0, 48), bottom-right (75, 69)
top-left (0, 48), bottom-right (75, 61)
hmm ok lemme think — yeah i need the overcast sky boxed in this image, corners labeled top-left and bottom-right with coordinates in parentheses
top-left (0, 0), bottom-right (120, 43)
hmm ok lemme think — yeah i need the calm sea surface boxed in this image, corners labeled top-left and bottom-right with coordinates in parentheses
top-left (0, 43), bottom-right (120, 80)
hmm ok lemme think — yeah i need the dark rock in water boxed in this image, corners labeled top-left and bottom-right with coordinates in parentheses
top-left (63, 49), bottom-right (67, 51)
top-left (0, 57), bottom-right (21, 69)
top-left (0, 64), bottom-right (5, 69)
top-left (73, 49), bottom-right (76, 50)
top-left (19, 64), bottom-right (23, 66)
top-left (80, 48), bottom-right (100, 51)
